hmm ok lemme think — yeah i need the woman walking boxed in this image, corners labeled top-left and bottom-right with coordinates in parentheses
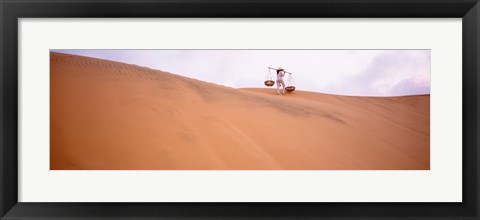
top-left (276, 67), bottom-right (286, 95)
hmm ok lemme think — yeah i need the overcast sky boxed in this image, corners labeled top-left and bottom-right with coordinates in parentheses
top-left (53, 49), bottom-right (430, 96)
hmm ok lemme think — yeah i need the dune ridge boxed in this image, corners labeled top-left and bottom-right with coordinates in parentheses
top-left (50, 52), bottom-right (430, 170)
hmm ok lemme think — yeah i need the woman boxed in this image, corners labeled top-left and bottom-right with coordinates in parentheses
top-left (276, 67), bottom-right (286, 95)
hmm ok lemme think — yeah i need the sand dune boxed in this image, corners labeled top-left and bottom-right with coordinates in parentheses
top-left (50, 52), bottom-right (430, 170)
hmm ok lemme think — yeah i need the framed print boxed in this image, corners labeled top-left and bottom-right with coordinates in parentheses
top-left (1, 0), bottom-right (479, 219)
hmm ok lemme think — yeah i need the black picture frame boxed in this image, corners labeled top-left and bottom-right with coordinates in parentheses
top-left (1, 0), bottom-right (479, 219)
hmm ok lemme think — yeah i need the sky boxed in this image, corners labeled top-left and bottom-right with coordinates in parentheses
top-left (52, 49), bottom-right (431, 96)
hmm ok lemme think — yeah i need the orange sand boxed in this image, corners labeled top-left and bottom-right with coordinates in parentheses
top-left (50, 52), bottom-right (430, 170)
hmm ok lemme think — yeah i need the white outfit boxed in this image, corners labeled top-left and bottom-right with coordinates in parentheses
top-left (276, 71), bottom-right (286, 95)
top-left (277, 71), bottom-right (285, 80)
